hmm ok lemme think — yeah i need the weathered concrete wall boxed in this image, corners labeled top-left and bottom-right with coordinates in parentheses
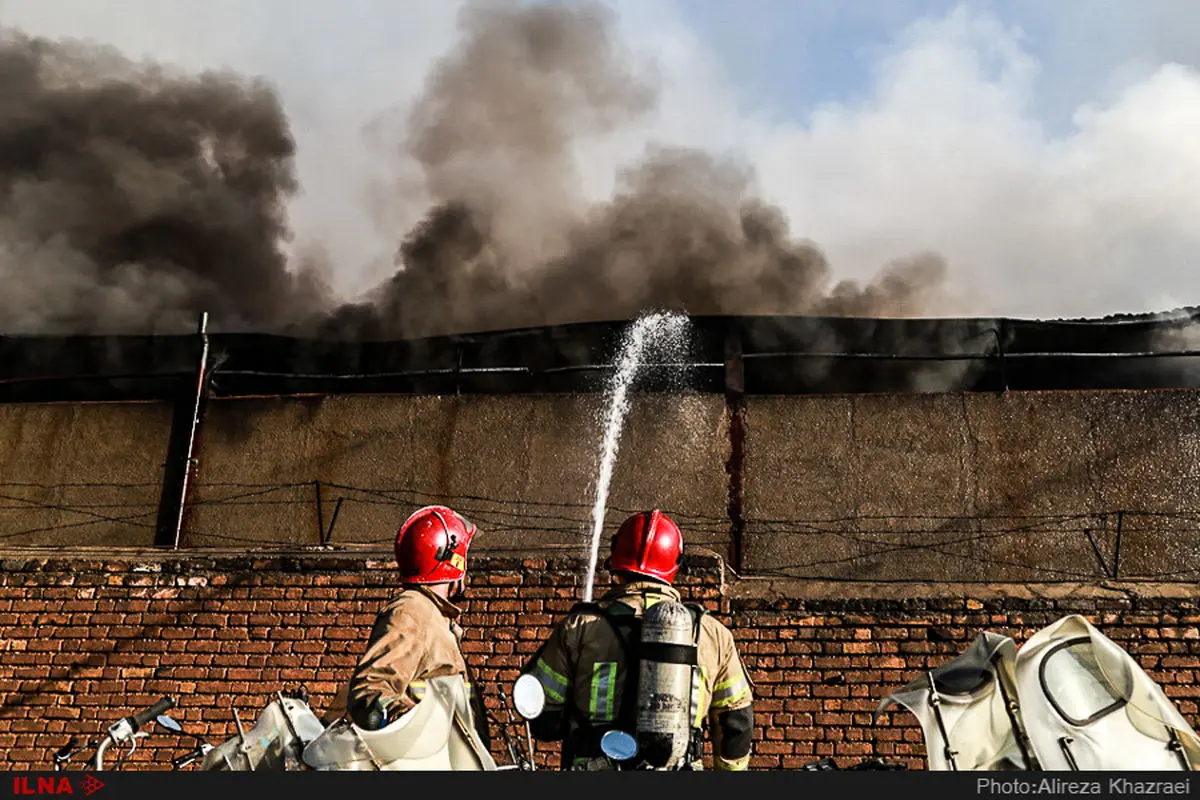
top-left (186, 394), bottom-right (731, 553)
top-left (0, 402), bottom-right (172, 547)
top-left (4, 389), bottom-right (1200, 581)
top-left (744, 390), bottom-right (1200, 580)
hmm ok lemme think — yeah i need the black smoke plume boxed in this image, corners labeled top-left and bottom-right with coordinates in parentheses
top-left (0, 1), bottom-right (949, 343)
top-left (0, 28), bottom-right (331, 334)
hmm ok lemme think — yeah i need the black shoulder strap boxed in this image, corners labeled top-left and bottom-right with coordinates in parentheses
top-left (606, 608), bottom-right (642, 732)
top-left (523, 601), bottom-right (602, 674)
top-left (564, 600), bottom-right (640, 649)
top-left (602, 597), bottom-right (707, 731)
top-left (569, 601), bottom-right (605, 616)
top-left (569, 601), bottom-right (638, 732)
top-left (592, 600), bottom-right (706, 652)
top-left (568, 598), bottom-right (707, 734)
top-left (684, 602), bottom-right (707, 643)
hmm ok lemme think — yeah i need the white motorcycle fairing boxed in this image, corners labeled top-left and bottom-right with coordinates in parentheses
top-left (201, 695), bottom-right (326, 771)
top-left (1012, 614), bottom-right (1199, 771)
top-left (876, 631), bottom-right (1034, 770)
top-left (301, 674), bottom-right (498, 771)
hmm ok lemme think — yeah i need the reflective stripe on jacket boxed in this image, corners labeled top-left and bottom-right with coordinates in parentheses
top-left (529, 581), bottom-right (754, 770)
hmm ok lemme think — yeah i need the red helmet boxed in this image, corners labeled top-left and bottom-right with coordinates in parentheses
top-left (394, 506), bottom-right (476, 584)
top-left (608, 509), bottom-right (683, 584)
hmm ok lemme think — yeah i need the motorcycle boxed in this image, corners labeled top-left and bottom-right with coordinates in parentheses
top-left (196, 677), bottom-right (535, 771)
top-left (50, 696), bottom-right (203, 771)
top-left (159, 715), bottom-right (216, 771)
top-left (877, 613), bottom-right (1200, 771)
top-left (798, 757), bottom-right (907, 771)
top-left (81, 611), bottom-right (1193, 773)
top-left (198, 687), bottom-right (326, 770)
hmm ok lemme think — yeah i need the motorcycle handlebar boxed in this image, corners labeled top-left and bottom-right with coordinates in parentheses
top-left (131, 696), bottom-right (176, 730)
top-left (91, 737), bottom-right (112, 771)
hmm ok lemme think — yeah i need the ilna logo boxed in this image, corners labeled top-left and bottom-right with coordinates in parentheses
top-left (12, 776), bottom-right (104, 796)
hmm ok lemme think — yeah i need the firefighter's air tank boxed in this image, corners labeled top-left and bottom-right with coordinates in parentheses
top-left (635, 600), bottom-right (697, 768)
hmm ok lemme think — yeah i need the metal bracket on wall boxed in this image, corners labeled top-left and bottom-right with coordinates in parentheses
top-left (990, 324), bottom-right (1009, 393)
top-left (454, 346), bottom-right (464, 396)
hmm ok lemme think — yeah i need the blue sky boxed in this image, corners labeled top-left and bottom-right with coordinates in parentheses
top-left (678, 1), bottom-right (1200, 133)
top-left (680, 0), bottom-right (945, 113)
top-left (4, 0), bottom-right (1200, 319)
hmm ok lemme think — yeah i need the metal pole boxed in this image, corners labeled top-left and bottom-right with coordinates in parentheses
top-left (169, 312), bottom-right (210, 550)
top-left (524, 720), bottom-right (536, 770)
top-left (1113, 510), bottom-right (1124, 579)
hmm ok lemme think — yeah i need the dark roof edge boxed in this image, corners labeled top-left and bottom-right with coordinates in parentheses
top-left (5, 310), bottom-right (1200, 401)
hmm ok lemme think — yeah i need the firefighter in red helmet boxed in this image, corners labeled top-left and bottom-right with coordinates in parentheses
top-left (322, 506), bottom-right (490, 751)
top-left (519, 509), bottom-right (755, 770)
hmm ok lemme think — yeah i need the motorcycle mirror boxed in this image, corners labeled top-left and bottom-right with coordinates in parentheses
top-left (512, 674), bottom-right (546, 720)
top-left (156, 714), bottom-right (183, 733)
top-left (600, 730), bottom-right (638, 762)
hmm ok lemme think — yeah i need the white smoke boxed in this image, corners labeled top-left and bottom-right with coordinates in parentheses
top-left (747, 7), bottom-right (1200, 318)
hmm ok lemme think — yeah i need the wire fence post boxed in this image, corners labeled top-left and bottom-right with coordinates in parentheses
top-left (1082, 527), bottom-right (1111, 579)
top-left (314, 480), bottom-right (324, 546)
top-left (1113, 510), bottom-right (1124, 579)
top-left (323, 497), bottom-right (344, 546)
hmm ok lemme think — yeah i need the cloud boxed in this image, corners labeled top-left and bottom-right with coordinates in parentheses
top-left (743, 5), bottom-right (1200, 317)
top-left (2, 0), bottom-right (1200, 329)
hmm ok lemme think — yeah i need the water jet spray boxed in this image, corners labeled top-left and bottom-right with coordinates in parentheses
top-left (581, 311), bottom-right (691, 602)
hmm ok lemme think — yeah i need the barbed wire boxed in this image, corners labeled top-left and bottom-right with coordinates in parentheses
top-left (3, 479), bottom-right (1200, 581)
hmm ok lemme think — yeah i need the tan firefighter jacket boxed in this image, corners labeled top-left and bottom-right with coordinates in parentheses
top-left (322, 585), bottom-right (484, 745)
top-left (528, 580), bottom-right (753, 770)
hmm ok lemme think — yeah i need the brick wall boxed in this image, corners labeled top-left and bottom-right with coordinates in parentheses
top-left (1, 551), bottom-right (1198, 771)
top-left (728, 590), bottom-right (1200, 768)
